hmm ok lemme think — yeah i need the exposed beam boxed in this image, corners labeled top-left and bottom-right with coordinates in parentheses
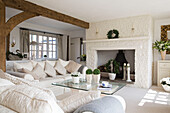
top-left (0, 3), bottom-right (6, 71)
top-left (3, 0), bottom-right (89, 29)
top-left (5, 12), bottom-right (37, 35)
top-left (6, 33), bottom-right (10, 52)
top-left (0, 1), bottom-right (5, 25)
top-left (0, 36), bottom-right (6, 71)
top-left (0, 4), bottom-right (37, 71)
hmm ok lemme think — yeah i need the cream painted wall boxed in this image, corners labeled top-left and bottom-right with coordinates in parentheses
top-left (9, 21), bottom-right (69, 61)
top-left (153, 18), bottom-right (170, 84)
top-left (86, 15), bottom-right (153, 40)
top-left (68, 29), bottom-right (86, 59)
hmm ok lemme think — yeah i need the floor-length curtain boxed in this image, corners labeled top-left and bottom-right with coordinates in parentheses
top-left (20, 29), bottom-right (29, 53)
top-left (57, 35), bottom-right (63, 59)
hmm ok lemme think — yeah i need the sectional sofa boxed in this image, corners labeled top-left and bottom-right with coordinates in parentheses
top-left (0, 59), bottom-right (126, 113)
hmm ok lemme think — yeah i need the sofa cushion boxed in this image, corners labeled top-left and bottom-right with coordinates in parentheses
top-left (58, 58), bottom-right (70, 67)
top-left (38, 74), bottom-right (71, 88)
top-left (46, 60), bottom-right (56, 67)
top-left (45, 62), bottom-right (56, 77)
top-left (0, 85), bottom-right (64, 113)
top-left (31, 60), bottom-right (46, 69)
top-left (65, 60), bottom-right (81, 73)
top-left (31, 60), bottom-right (38, 67)
top-left (54, 61), bottom-right (67, 75)
top-left (14, 61), bottom-right (33, 72)
top-left (0, 78), bottom-right (15, 86)
top-left (32, 64), bottom-right (47, 79)
top-left (20, 68), bottom-right (40, 80)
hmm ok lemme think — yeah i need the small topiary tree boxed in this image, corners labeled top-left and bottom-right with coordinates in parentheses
top-left (93, 69), bottom-right (100, 75)
top-left (86, 69), bottom-right (93, 74)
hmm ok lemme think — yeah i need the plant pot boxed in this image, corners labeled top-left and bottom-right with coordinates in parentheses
top-left (92, 74), bottom-right (100, 84)
top-left (108, 73), bottom-right (116, 80)
top-left (160, 50), bottom-right (166, 60)
top-left (72, 77), bottom-right (80, 84)
top-left (162, 84), bottom-right (170, 92)
top-left (86, 74), bottom-right (92, 84)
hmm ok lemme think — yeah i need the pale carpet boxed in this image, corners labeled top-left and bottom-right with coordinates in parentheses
top-left (115, 86), bottom-right (170, 113)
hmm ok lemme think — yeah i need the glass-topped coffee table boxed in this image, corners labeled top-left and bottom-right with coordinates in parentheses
top-left (52, 79), bottom-right (126, 95)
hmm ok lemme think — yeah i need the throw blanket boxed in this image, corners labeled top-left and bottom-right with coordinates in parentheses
top-left (74, 96), bottom-right (125, 113)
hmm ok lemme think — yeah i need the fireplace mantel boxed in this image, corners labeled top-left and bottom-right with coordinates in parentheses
top-left (83, 36), bottom-right (150, 43)
top-left (85, 36), bottom-right (152, 88)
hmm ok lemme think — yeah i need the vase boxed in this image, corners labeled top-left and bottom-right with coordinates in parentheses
top-left (162, 84), bottom-right (170, 92)
top-left (160, 50), bottom-right (166, 60)
top-left (92, 74), bottom-right (100, 84)
top-left (86, 74), bottom-right (92, 84)
top-left (108, 73), bottom-right (116, 80)
top-left (72, 77), bottom-right (79, 84)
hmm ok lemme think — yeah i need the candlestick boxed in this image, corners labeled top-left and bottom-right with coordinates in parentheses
top-left (126, 63), bottom-right (132, 82)
top-left (122, 63), bottom-right (126, 80)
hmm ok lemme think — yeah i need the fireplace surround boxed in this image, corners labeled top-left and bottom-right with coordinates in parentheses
top-left (84, 37), bottom-right (152, 88)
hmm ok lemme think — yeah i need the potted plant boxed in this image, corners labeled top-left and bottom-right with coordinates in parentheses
top-left (153, 40), bottom-right (170, 60)
top-left (71, 72), bottom-right (80, 84)
top-left (92, 69), bottom-right (101, 84)
top-left (86, 69), bottom-right (93, 83)
top-left (105, 59), bottom-right (120, 80)
top-left (160, 77), bottom-right (170, 92)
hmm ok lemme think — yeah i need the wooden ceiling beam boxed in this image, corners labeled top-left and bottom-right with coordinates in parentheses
top-left (3, 0), bottom-right (89, 29)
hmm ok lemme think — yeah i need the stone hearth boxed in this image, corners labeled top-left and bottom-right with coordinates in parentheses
top-left (84, 37), bottom-right (152, 88)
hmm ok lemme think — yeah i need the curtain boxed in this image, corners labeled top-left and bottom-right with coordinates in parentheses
top-left (57, 35), bottom-right (63, 59)
top-left (20, 29), bottom-right (29, 53)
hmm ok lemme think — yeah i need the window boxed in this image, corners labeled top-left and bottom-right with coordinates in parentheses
top-left (29, 32), bottom-right (58, 59)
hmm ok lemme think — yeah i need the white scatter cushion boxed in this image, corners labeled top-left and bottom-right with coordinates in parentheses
top-left (44, 62), bottom-right (56, 77)
top-left (32, 64), bottom-right (47, 79)
top-left (46, 60), bottom-right (57, 67)
top-left (54, 61), bottom-right (67, 75)
top-left (24, 74), bottom-right (34, 81)
top-left (58, 58), bottom-right (70, 67)
top-left (37, 61), bottom-right (46, 69)
top-left (30, 60), bottom-right (38, 67)
top-left (0, 85), bottom-right (64, 113)
top-left (0, 78), bottom-right (15, 86)
top-left (13, 61), bottom-right (33, 71)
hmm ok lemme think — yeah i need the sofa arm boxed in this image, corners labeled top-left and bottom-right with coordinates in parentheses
top-left (82, 66), bottom-right (88, 79)
top-left (7, 71), bottom-right (34, 81)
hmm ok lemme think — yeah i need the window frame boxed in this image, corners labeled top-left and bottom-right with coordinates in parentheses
top-left (29, 31), bottom-right (58, 60)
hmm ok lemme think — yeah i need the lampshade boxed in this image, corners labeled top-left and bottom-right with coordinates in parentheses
top-left (30, 41), bottom-right (38, 45)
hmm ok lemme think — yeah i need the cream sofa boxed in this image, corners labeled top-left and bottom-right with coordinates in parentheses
top-left (3, 59), bottom-right (126, 113)
top-left (6, 59), bottom-right (88, 88)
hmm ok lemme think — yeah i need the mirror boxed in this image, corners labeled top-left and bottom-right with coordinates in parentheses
top-left (161, 25), bottom-right (170, 54)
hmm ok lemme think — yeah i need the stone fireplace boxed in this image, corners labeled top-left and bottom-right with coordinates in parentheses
top-left (84, 36), bottom-right (152, 88)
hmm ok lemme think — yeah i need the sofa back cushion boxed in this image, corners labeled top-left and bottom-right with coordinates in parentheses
top-left (65, 60), bottom-right (81, 73)
top-left (46, 60), bottom-right (56, 67)
top-left (44, 62), bottom-right (56, 77)
top-left (13, 61), bottom-right (33, 72)
top-left (0, 85), bottom-right (64, 113)
top-left (32, 64), bottom-right (47, 79)
top-left (54, 61), bottom-right (66, 75)
top-left (58, 59), bottom-right (70, 67)
top-left (19, 68), bottom-right (40, 80)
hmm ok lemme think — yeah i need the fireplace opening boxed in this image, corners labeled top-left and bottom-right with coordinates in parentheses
top-left (97, 49), bottom-right (135, 82)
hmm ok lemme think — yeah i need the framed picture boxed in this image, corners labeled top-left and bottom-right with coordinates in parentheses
top-left (161, 25), bottom-right (170, 54)
top-left (23, 53), bottom-right (28, 59)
